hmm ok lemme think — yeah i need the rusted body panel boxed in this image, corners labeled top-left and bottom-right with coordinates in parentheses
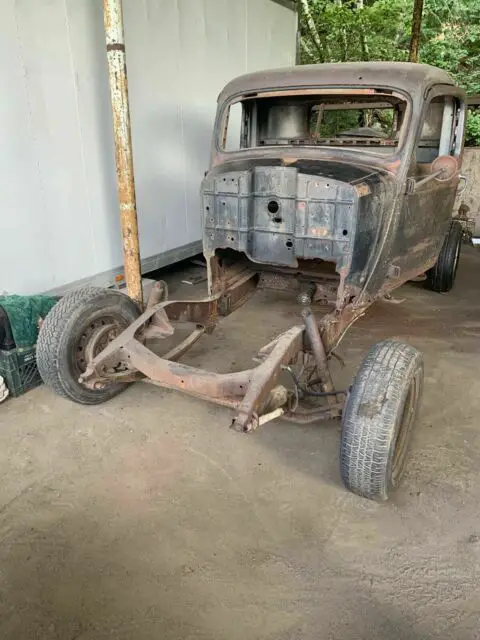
top-left (217, 62), bottom-right (456, 106)
top-left (204, 62), bottom-right (465, 313)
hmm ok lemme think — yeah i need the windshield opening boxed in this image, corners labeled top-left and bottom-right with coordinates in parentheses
top-left (220, 90), bottom-right (407, 155)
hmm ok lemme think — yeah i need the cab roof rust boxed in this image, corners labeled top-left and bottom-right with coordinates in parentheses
top-left (218, 62), bottom-right (457, 104)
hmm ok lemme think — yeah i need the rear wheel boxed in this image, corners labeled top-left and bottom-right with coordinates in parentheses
top-left (340, 339), bottom-right (424, 501)
top-left (427, 220), bottom-right (462, 293)
top-left (37, 287), bottom-right (140, 405)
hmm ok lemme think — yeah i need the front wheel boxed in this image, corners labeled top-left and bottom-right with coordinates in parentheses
top-left (37, 287), bottom-right (140, 405)
top-left (340, 339), bottom-right (424, 501)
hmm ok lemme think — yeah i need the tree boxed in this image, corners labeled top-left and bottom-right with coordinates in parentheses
top-left (298, 0), bottom-right (480, 144)
top-left (408, 0), bottom-right (424, 62)
top-left (300, 0), bottom-right (330, 62)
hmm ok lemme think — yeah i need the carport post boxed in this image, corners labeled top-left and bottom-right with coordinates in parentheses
top-left (103, 0), bottom-right (143, 308)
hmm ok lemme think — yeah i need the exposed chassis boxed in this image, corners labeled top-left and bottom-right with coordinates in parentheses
top-left (79, 265), bottom-right (362, 432)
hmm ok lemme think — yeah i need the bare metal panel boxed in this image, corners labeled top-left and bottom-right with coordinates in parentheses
top-left (0, 0), bottom-right (296, 294)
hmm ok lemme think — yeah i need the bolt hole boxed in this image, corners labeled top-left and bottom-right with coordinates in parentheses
top-left (285, 240), bottom-right (293, 248)
top-left (222, 201), bottom-right (226, 206)
top-left (206, 205), bottom-right (210, 211)
top-left (342, 229), bottom-right (348, 236)
top-left (272, 216), bottom-right (283, 224)
top-left (229, 236), bottom-right (235, 242)
top-left (267, 200), bottom-right (279, 214)
top-left (223, 178), bottom-right (226, 181)
top-left (210, 217), bottom-right (214, 223)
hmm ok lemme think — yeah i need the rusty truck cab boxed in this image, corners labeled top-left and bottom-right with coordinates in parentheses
top-left (202, 62), bottom-right (465, 325)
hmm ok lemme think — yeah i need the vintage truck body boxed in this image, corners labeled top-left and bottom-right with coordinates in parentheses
top-left (202, 62), bottom-right (465, 330)
top-left (37, 63), bottom-right (466, 500)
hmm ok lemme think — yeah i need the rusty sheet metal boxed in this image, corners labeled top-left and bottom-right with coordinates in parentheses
top-left (217, 62), bottom-right (457, 106)
top-left (217, 272), bottom-right (259, 316)
top-left (103, 0), bottom-right (143, 307)
top-left (319, 302), bottom-right (368, 354)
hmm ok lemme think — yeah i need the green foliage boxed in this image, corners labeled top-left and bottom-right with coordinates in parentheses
top-left (300, 0), bottom-right (480, 145)
top-left (465, 109), bottom-right (480, 146)
top-left (420, 0), bottom-right (480, 94)
top-left (318, 110), bottom-right (362, 136)
top-left (314, 108), bottom-right (394, 137)
top-left (300, 0), bottom-right (410, 64)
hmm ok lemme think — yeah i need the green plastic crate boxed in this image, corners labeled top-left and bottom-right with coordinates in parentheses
top-left (0, 345), bottom-right (42, 398)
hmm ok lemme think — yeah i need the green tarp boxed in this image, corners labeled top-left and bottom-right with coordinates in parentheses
top-left (0, 295), bottom-right (58, 348)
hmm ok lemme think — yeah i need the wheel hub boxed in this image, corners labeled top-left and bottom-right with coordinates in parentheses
top-left (76, 318), bottom-right (123, 374)
top-left (83, 324), bottom-right (118, 364)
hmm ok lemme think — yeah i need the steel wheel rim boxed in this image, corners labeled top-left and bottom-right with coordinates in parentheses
top-left (74, 315), bottom-right (124, 382)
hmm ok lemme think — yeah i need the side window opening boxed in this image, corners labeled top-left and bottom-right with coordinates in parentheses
top-left (416, 96), bottom-right (463, 165)
top-left (223, 102), bottom-right (245, 152)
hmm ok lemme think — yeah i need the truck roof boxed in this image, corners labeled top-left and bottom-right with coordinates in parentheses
top-left (218, 62), bottom-right (457, 104)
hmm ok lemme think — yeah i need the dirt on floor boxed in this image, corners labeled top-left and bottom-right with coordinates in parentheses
top-left (0, 248), bottom-right (479, 640)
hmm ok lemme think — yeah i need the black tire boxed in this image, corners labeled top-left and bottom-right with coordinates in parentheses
top-left (427, 220), bottom-right (462, 293)
top-left (37, 287), bottom-right (140, 405)
top-left (340, 339), bottom-right (424, 501)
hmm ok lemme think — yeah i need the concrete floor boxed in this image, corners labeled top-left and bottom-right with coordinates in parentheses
top-left (1, 248), bottom-right (480, 640)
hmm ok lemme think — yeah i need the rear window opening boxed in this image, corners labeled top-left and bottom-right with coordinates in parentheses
top-left (221, 91), bottom-right (408, 155)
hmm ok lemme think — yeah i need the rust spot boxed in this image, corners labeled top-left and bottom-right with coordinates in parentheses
top-left (355, 183), bottom-right (371, 197)
top-left (386, 158), bottom-right (401, 172)
top-left (310, 227), bottom-right (329, 237)
top-left (107, 43), bottom-right (125, 52)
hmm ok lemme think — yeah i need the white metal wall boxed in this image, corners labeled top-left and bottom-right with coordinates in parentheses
top-left (0, 0), bottom-right (297, 294)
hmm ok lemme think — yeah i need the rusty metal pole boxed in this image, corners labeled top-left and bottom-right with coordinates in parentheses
top-left (103, 0), bottom-right (143, 307)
